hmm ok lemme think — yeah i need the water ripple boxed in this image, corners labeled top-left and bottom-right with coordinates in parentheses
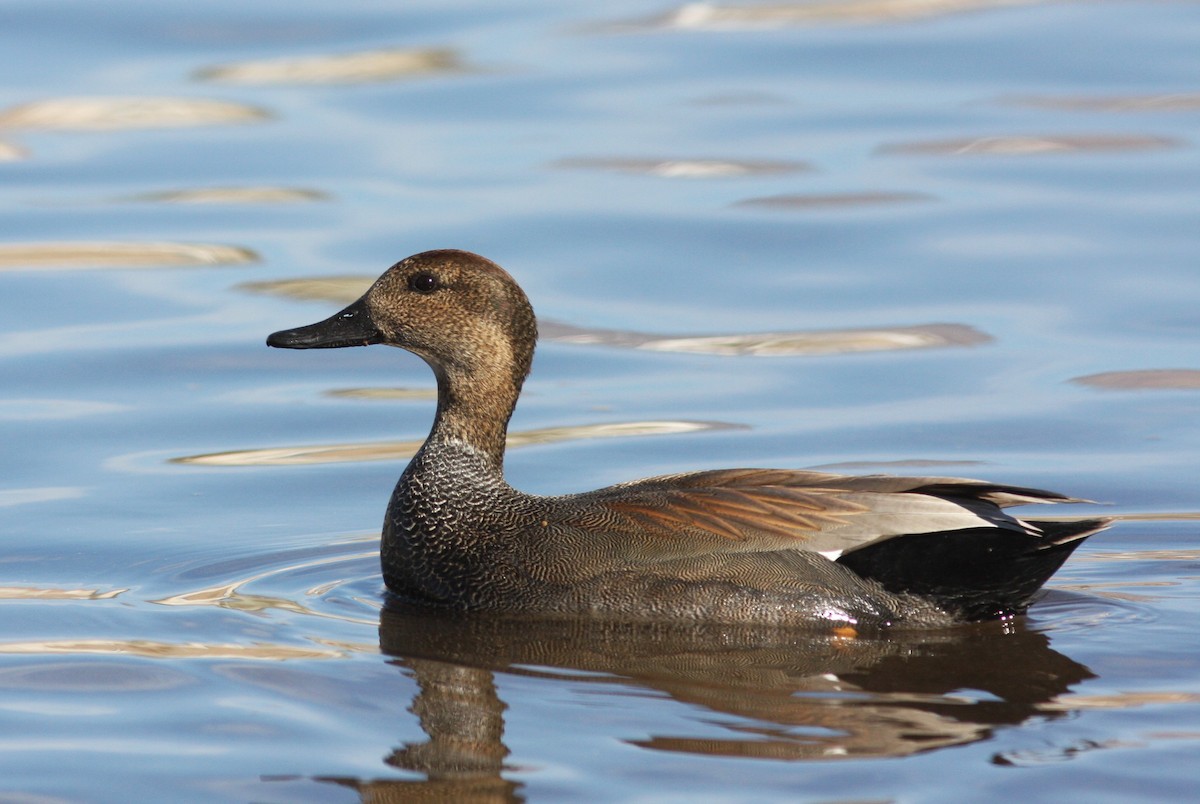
top-left (0, 398), bottom-right (126, 420)
top-left (602, 0), bottom-right (1050, 32)
top-left (0, 639), bottom-right (350, 660)
top-left (1072, 369), bottom-right (1200, 391)
top-left (151, 538), bottom-right (379, 626)
top-left (1029, 589), bottom-right (1159, 632)
top-left (0, 242), bottom-right (259, 271)
top-left (173, 420), bottom-right (742, 466)
top-left (878, 134), bottom-right (1179, 156)
top-left (0, 585), bottom-right (124, 600)
top-left (553, 156), bottom-right (809, 178)
top-left (0, 487), bottom-right (85, 508)
top-left (120, 187), bottom-right (328, 205)
top-left (0, 537), bottom-right (383, 662)
top-left (196, 47), bottom-right (472, 85)
top-left (0, 96), bottom-right (272, 130)
top-left (735, 191), bottom-right (931, 210)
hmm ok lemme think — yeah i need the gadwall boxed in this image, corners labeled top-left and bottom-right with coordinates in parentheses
top-left (268, 250), bottom-right (1109, 630)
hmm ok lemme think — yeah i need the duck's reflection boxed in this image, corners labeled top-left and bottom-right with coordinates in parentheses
top-left (318, 653), bottom-right (519, 802)
top-left (320, 661), bottom-right (518, 803)
top-left (317, 603), bottom-right (1093, 799)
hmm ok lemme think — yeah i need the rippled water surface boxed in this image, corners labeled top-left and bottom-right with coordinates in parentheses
top-left (2, 1), bottom-right (1199, 800)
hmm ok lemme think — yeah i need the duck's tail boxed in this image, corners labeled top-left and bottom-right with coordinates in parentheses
top-left (836, 517), bottom-right (1111, 621)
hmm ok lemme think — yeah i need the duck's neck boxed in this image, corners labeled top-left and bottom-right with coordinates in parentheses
top-left (420, 363), bottom-right (521, 475)
top-left (385, 367), bottom-right (523, 606)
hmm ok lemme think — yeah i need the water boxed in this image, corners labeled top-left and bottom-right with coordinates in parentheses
top-left (2, 0), bottom-right (1199, 800)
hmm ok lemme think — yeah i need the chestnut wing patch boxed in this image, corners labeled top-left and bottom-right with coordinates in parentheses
top-left (602, 485), bottom-right (866, 543)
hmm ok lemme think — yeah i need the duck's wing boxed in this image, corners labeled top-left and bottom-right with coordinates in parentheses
top-left (568, 468), bottom-right (1095, 560)
top-left (560, 468), bottom-right (1109, 620)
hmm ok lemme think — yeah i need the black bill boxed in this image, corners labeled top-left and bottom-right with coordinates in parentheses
top-left (266, 297), bottom-right (383, 349)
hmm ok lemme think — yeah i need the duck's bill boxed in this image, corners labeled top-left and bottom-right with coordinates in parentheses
top-left (266, 298), bottom-right (384, 349)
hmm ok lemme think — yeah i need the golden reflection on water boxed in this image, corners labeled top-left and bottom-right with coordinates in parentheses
top-left (0, 586), bottom-right (125, 600)
top-left (1085, 547), bottom-right (1200, 561)
top-left (0, 241), bottom-right (259, 271)
top-left (0, 96), bottom-right (271, 130)
top-left (1071, 369), bottom-right (1200, 390)
top-left (878, 134), bottom-right (1179, 156)
top-left (123, 187), bottom-right (328, 205)
top-left (174, 420), bottom-right (737, 466)
top-left (196, 47), bottom-right (470, 85)
top-left (0, 140), bottom-right (26, 160)
top-left (243, 277), bottom-right (992, 356)
top-left (1041, 691), bottom-right (1200, 711)
top-left (242, 275), bottom-right (369, 304)
top-left (631, 324), bottom-right (985, 355)
top-left (609, 0), bottom-right (1047, 31)
top-left (553, 156), bottom-right (808, 177)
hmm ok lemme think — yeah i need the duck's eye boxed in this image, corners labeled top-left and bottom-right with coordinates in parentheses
top-left (408, 272), bottom-right (441, 294)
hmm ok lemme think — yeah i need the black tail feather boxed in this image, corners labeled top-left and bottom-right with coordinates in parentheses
top-left (836, 518), bottom-right (1110, 621)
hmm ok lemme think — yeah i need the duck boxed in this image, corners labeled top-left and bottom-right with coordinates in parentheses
top-left (267, 249), bottom-right (1110, 630)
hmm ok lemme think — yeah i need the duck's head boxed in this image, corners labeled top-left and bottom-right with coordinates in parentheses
top-left (267, 249), bottom-right (538, 397)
